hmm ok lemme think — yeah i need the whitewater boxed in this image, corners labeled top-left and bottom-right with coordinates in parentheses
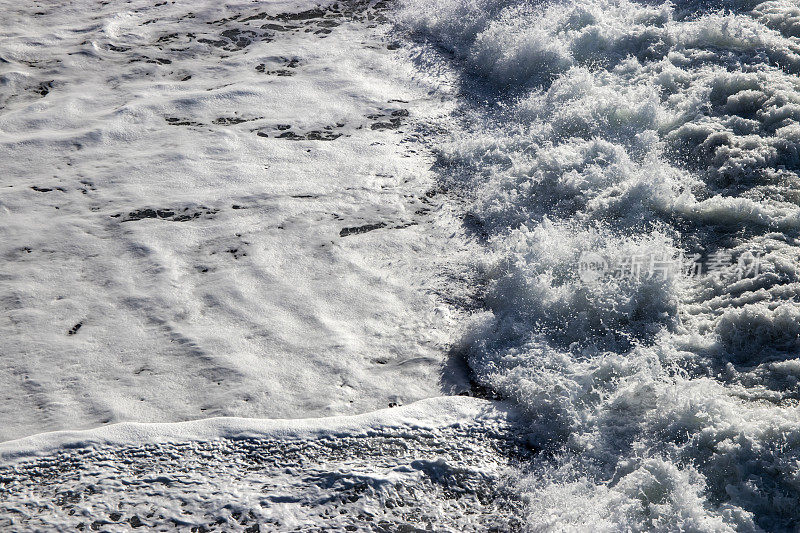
top-left (3, 0), bottom-right (800, 531)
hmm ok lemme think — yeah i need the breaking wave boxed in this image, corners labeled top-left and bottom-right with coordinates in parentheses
top-left (398, 0), bottom-right (800, 530)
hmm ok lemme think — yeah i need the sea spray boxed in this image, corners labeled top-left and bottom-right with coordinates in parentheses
top-left (399, 0), bottom-right (800, 528)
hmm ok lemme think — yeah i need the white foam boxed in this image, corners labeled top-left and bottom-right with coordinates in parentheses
top-left (398, 0), bottom-right (800, 528)
top-left (0, 396), bottom-right (505, 463)
top-left (0, 0), bottom-right (473, 442)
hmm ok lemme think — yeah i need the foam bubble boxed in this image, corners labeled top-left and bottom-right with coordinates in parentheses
top-left (398, 0), bottom-right (800, 527)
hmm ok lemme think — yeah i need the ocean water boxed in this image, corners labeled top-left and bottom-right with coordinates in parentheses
top-left (397, 0), bottom-right (800, 530)
top-left (3, 0), bottom-right (800, 531)
top-left (0, 0), bottom-right (475, 442)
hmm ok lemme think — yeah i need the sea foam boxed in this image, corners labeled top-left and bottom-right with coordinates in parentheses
top-left (399, 0), bottom-right (800, 528)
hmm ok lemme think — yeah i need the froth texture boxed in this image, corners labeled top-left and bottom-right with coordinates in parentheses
top-left (399, 0), bottom-right (800, 529)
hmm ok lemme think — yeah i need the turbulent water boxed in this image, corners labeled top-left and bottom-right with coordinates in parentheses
top-left (397, 0), bottom-right (800, 530)
top-left (3, 0), bottom-right (800, 531)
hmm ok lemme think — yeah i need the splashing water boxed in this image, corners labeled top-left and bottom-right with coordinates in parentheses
top-left (398, 0), bottom-right (800, 529)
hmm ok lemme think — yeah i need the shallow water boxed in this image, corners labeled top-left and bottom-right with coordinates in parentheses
top-left (0, 0), bottom-right (474, 442)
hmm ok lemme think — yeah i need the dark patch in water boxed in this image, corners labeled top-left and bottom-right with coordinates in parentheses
top-left (339, 223), bottom-right (387, 237)
top-left (113, 206), bottom-right (218, 222)
top-left (198, 28), bottom-right (262, 51)
top-left (212, 116), bottom-right (261, 125)
top-left (276, 131), bottom-right (304, 140)
top-left (34, 81), bottom-right (53, 97)
top-left (258, 124), bottom-right (345, 141)
top-left (367, 109), bottom-right (409, 130)
top-left (165, 117), bottom-right (203, 126)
